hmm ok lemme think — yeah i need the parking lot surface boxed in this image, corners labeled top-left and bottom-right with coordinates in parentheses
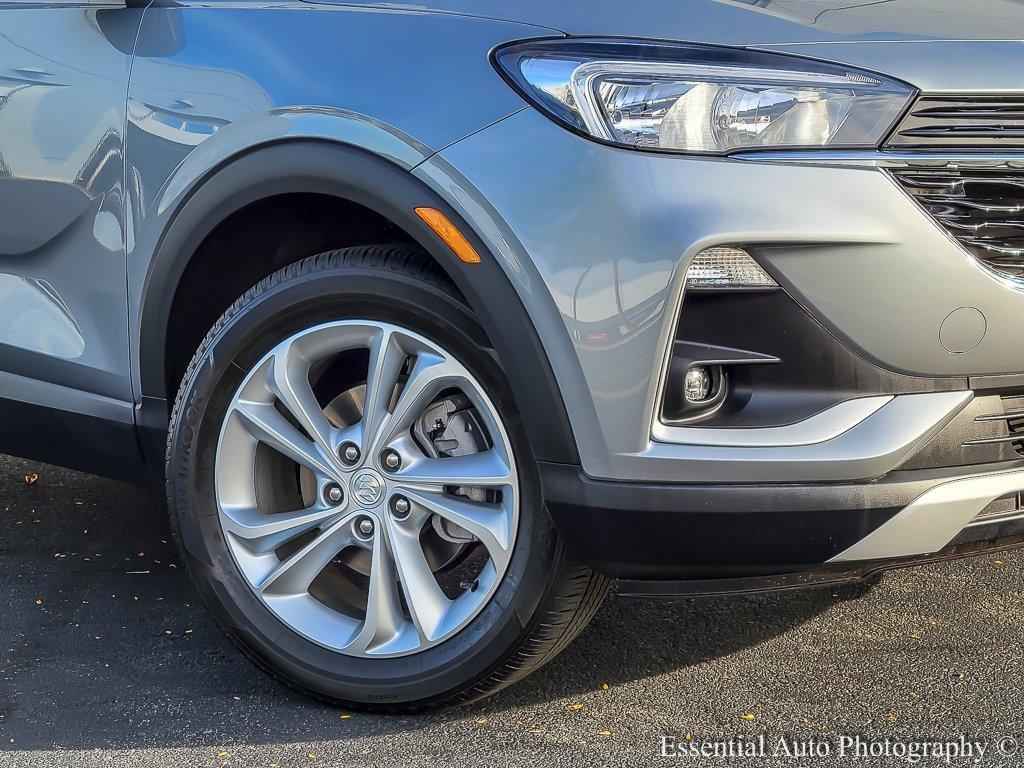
top-left (1, 455), bottom-right (1022, 767)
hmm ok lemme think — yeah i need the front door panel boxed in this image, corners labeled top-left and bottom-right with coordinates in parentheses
top-left (0, 4), bottom-right (145, 478)
top-left (0, 4), bottom-right (140, 399)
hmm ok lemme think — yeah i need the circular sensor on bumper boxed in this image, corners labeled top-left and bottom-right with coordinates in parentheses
top-left (939, 307), bottom-right (987, 354)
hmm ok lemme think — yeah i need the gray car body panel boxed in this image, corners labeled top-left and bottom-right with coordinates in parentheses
top-left (0, 0), bottom-right (1022, 504)
top-left (0, 6), bottom-right (142, 412)
top-left (415, 107), bottom-right (1023, 481)
top-left (125, 4), bottom-right (544, 411)
top-left (309, 0), bottom-right (1024, 44)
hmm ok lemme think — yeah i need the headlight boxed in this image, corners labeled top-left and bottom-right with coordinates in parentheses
top-left (494, 39), bottom-right (916, 155)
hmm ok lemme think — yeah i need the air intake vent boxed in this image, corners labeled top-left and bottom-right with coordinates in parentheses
top-left (887, 96), bottom-right (1024, 149)
top-left (969, 492), bottom-right (1024, 527)
top-left (891, 168), bottom-right (1024, 283)
top-left (964, 395), bottom-right (1024, 457)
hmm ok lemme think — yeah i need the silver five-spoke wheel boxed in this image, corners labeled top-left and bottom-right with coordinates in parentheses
top-left (215, 320), bottom-right (519, 657)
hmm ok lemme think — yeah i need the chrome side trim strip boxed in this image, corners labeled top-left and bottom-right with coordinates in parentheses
top-left (830, 466), bottom-right (1024, 562)
top-left (966, 510), bottom-right (1024, 529)
top-left (637, 391), bottom-right (972, 484)
top-left (733, 150), bottom-right (1024, 170)
top-left (962, 434), bottom-right (1024, 447)
top-left (653, 395), bottom-right (891, 447)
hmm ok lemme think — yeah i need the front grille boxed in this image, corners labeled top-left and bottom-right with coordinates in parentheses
top-left (887, 96), bottom-right (1024, 149)
top-left (963, 395), bottom-right (1024, 457)
top-left (891, 168), bottom-right (1024, 283)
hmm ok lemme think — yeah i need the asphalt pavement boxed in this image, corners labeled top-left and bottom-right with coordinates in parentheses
top-left (2, 454), bottom-right (1023, 767)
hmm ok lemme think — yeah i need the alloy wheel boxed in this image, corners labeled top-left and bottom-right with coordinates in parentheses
top-left (214, 320), bottom-right (519, 657)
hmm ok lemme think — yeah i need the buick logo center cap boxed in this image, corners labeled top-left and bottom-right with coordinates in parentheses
top-left (351, 469), bottom-right (385, 507)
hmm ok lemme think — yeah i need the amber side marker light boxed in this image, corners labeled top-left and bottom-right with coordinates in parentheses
top-left (414, 207), bottom-right (482, 264)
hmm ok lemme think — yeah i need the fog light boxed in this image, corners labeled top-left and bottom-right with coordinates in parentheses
top-left (684, 365), bottom-right (713, 403)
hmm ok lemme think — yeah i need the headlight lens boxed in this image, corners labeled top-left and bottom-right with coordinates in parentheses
top-left (495, 39), bottom-right (916, 155)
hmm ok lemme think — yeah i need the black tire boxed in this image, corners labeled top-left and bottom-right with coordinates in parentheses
top-left (166, 244), bottom-right (610, 711)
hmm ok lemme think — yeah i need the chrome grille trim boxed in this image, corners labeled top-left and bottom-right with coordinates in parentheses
top-left (888, 96), bottom-right (1024, 149)
top-left (732, 150), bottom-right (1024, 169)
top-left (891, 168), bottom-right (1024, 283)
top-left (963, 398), bottom-right (1024, 457)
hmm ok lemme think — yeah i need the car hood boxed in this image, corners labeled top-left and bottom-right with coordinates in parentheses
top-left (326, 1), bottom-right (1024, 45)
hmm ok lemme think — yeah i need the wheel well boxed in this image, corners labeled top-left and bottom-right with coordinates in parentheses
top-left (139, 140), bottom-right (578, 471)
top-left (164, 192), bottom-right (418, 400)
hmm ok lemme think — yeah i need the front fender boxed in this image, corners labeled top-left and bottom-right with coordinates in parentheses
top-left (131, 139), bottom-right (579, 473)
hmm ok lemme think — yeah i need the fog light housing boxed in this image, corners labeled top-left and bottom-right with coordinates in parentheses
top-left (684, 365), bottom-right (713, 404)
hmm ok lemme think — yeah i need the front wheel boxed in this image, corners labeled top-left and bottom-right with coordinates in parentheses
top-left (166, 245), bottom-right (609, 710)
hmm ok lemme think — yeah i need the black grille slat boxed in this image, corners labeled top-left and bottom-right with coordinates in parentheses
top-left (888, 96), bottom-right (1024, 149)
top-left (892, 167), bottom-right (1024, 283)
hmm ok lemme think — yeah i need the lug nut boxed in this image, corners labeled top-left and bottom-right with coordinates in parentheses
top-left (323, 483), bottom-right (344, 505)
top-left (381, 449), bottom-right (402, 471)
top-left (339, 442), bottom-right (360, 465)
top-left (357, 517), bottom-right (374, 537)
top-left (390, 495), bottom-right (411, 520)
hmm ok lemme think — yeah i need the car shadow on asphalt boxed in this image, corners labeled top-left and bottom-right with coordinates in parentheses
top-left (0, 459), bottom-right (854, 751)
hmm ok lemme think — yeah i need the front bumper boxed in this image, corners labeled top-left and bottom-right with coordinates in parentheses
top-left (540, 459), bottom-right (1024, 581)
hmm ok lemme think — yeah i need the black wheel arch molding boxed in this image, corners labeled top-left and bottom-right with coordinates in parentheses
top-left (134, 139), bottom-right (580, 479)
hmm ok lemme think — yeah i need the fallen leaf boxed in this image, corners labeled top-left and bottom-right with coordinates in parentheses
top-left (217, 751), bottom-right (231, 759)
top-left (568, 702), bottom-right (584, 711)
top-left (600, 683), bottom-right (609, 691)
top-left (995, 559), bottom-right (1004, 566)
top-left (739, 713), bottom-right (756, 721)
top-left (473, 717), bottom-right (487, 725)
top-left (597, 730), bottom-right (612, 737)
top-left (24, 473), bottom-right (38, 486)
top-left (685, 731), bottom-right (694, 742)
top-left (308, 754), bottom-right (317, 760)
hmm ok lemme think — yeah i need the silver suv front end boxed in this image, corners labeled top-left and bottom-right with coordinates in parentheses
top-left (414, 36), bottom-right (1024, 580)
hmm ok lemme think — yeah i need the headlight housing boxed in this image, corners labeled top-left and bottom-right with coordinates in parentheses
top-left (494, 39), bottom-right (916, 155)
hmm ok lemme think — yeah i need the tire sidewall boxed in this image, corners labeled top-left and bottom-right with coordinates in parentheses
top-left (167, 256), bottom-right (563, 707)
